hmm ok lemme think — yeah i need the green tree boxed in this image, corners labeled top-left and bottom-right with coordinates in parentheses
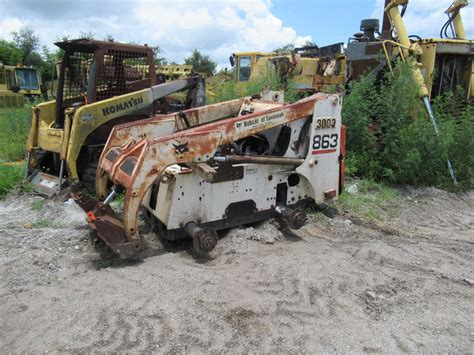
top-left (184, 49), bottom-right (217, 75)
top-left (40, 45), bottom-right (62, 81)
top-left (11, 26), bottom-right (39, 63)
top-left (273, 43), bottom-right (295, 53)
top-left (300, 40), bottom-right (318, 49)
top-left (151, 45), bottom-right (168, 66)
top-left (104, 34), bottom-right (115, 41)
top-left (0, 39), bottom-right (24, 65)
top-left (273, 41), bottom-right (318, 53)
top-left (79, 31), bottom-right (94, 39)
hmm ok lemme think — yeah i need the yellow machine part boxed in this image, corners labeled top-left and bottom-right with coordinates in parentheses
top-left (28, 88), bottom-right (154, 180)
top-left (0, 91), bottom-right (24, 108)
top-left (248, 53), bottom-right (345, 93)
top-left (232, 51), bottom-right (272, 83)
top-left (445, 0), bottom-right (468, 40)
top-left (417, 40), bottom-right (472, 100)
top-left (156, 64), bottom-right (194, 79)
top-left (0, 64), bottom-right (42, 98)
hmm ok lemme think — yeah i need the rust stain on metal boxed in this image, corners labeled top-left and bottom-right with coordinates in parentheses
top-left (85, 93), bottom-right (330, 258)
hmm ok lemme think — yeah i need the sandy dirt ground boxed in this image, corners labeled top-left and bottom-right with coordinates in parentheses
top-left (0, 187), bottom-right (473, 353)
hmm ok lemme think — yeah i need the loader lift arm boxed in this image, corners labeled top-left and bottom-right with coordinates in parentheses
top-left (78, 93), bottom-right (342, 258)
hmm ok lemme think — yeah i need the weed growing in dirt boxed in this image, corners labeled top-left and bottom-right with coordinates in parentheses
top-left (30, 199), bottom-right (45, 211)
top-left (31, 218), bottom-right (63, 229)
top-left (336, 179), bottom-right (400, 222)
top-left (343, 62), bottom-right (474, 190)
top-left (307, 209), bottom-right (333, 226)
top-left (110, 193), bottom-right (124, 212)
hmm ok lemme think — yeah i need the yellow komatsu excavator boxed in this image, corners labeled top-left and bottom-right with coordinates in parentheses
top-left (25, 38), bottom-right (205, 196)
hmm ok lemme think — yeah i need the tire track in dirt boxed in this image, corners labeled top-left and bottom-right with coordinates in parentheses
top-left (65, 307), bottom-right (172, 352)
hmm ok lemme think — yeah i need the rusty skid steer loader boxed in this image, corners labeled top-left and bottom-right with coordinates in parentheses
top-left (74, 91), bottom-right (346, 259)
top-left (25, 38), bottom-right (205, 197)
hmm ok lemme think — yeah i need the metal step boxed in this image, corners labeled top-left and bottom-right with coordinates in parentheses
top-left (29, 170), bottom-right (65, 197)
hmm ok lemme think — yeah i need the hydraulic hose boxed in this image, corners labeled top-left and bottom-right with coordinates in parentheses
top-left (422, 96), bottom-right (458, 184)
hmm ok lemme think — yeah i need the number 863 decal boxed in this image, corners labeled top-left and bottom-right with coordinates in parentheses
top-left (311, 134), bottom-right (339, 155)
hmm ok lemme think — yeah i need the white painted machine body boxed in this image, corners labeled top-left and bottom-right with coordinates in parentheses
top-left (142, 93), bottom-right (343, 236)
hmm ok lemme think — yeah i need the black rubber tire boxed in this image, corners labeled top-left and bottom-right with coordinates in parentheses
top-left (80, 157), bottom-right (99, 193)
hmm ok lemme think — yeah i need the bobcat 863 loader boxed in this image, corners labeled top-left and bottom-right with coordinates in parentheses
top-left (25, 38), bottom-right (205, 196)
top-left (73, 91), bottom-right (346, 259)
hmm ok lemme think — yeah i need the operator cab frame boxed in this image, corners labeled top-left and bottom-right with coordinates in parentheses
top-left (229, 51), bottom-right (270, 82)
top-left (51, 38), bottom-right (157, 128)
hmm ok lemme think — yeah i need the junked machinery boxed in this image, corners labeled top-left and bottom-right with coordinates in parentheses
top-left (230, 44), bottom-right (346, 94)
top-left (25, 38), bottom-right (205, 196)
top-left (0, 62), bottom-right (42, 108)
top-left (346, 0), bottom-right (473, 102)
top-left (73, 91), bottom-right (346, 259)
top-left (346, 0), bottom-right (473, 183)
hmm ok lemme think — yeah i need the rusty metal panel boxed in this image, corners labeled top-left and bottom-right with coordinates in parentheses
top-left (86, 93), bottom-right (334, 258)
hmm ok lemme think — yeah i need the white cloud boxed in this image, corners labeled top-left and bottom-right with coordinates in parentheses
top-left (6, 0), bottom-right (471, 70)
top-left (132, 0), bottom-right (313, 68)
top-left (0, 0), bottom-right (312, 68)
top-left (0, 17), bottom-right (24, 40)
top-left (371, 0), bottom-right (473, 38)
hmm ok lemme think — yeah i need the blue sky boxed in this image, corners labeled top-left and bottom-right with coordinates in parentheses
top-left (272, 0), bottom-right (378, 46)
top-left (0, 0), bottom-right (472, 68)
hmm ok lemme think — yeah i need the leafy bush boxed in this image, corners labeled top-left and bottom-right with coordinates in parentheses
top-left (342, 62), bottom-right (473, 190)
top-left (208, 64), bottom-right (300, 104)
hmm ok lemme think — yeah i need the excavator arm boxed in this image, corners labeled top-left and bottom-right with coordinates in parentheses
top-left (444, 0), bottom-right (468, 39)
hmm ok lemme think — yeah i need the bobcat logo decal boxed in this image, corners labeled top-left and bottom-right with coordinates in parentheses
top-left (172, 141), bottom-right (189, 159)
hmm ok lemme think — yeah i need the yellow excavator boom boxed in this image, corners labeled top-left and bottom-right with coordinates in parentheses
top-left (445, 0), bottom-right (468, 39)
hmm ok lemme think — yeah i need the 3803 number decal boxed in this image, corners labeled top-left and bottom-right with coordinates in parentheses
top-left (312, 134), bottom-right (338, 154)
top-left (315, 118), bottom-right (336, 129)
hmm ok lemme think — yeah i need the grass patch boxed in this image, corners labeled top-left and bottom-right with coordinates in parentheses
top-left (30, 199), bottom-right (45, 211)
top-left (31, 218), bottom-right (63, 229)
top-left (336, 179), bottom-right (400, 222)
top-left (0, 104), bottom-right (33, 198)
top-left (47, 276), bottom-right (54, 285)
top-left (0, 163), bottom-right (25, 198)
top-left (0, 105), bottom-right (32, 162)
